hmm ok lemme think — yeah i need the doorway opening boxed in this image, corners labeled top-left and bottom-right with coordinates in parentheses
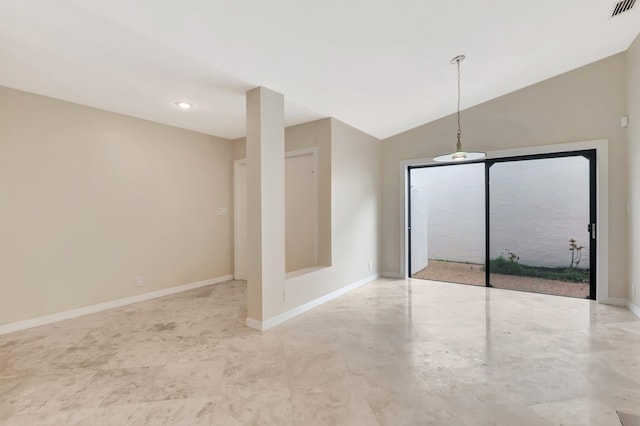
top-left (408, 162), bottom-right (486, 286)
top-left (408, 150), bottom-right (596, 299)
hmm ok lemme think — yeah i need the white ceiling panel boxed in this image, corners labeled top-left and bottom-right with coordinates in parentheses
top-left (0, 0), bottom-right (638, 139)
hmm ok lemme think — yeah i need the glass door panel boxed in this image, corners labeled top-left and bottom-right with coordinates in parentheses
top-left (488, 154), bottom-right (593, 298)
top-left (409, 163), bottom-right (485, 286)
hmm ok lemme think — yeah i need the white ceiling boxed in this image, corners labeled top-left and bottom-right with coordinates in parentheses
top-left (1, 0), bottom-right (639, 140)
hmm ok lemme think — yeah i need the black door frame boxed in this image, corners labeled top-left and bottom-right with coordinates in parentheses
top-left (407, 159), bottom-right (485, 280)
top-left (408, 149), bottom-right (597, 299)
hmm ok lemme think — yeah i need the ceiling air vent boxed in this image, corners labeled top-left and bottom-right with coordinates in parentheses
top-left (611, 0), bottom-right (636, 17)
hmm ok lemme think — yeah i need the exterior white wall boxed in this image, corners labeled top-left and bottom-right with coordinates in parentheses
top-left (410, 163), bottom-right (485, 269)
top-left (409, 180), bottom-right (429, 275)
top-left (409, 157), bottom-right (590, 269)
top-left (490, 156), bottom-right (590, 267)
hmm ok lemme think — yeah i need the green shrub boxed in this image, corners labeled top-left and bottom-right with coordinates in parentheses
top-left (490, 256), bottom-right (524, 275)
top-left (489, 258), bottom-right (589, 283)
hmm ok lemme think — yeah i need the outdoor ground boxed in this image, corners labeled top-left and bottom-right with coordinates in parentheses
top-left (412, 260), bottom-right (590, 299)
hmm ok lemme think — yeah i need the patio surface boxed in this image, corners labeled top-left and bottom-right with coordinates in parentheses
top-left (412, 260), bottom-right (590, 299)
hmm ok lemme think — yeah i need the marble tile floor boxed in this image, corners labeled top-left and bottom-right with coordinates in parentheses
top-left (1, 278), bottom-right (639, 425)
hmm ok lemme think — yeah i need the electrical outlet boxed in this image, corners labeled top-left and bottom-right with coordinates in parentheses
top-left (283, 289), bottom-right (287, 302)
top-left (217, 207), bottom-right (228, 216)
top-left (368, 261), bottom-right (372, 271)
top-left (136, 275), bottom-right (143, 287)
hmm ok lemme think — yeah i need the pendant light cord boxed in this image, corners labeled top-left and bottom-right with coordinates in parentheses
top-left (456, 58), bottom-right (462, 149)
top-left (433, 54), bottom-right (485, 162)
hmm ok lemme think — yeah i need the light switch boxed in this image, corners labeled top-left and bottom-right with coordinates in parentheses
top-left (217, 207), bottom-right (228, 216)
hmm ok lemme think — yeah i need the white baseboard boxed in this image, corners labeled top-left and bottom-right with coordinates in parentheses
top-left (381, 271), bottom-right (404, 279)
top-left (628, 302), bottom-right (640, 319)
top-left (245, 273), bottom-right (380, 332)
top-left (245, 318), bottom-right (263, 331)
top-left (0, 274), bottom-right (234, 336)
top-left (601, 297), bottom-right (627, 306)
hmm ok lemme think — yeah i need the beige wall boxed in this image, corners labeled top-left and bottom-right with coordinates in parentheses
top-left (283, 119), bottom-right (332, 267)
top-left (282, 119), bottom-right (381, 316)
top-left (628, 34), bottom-right (640, 308)
top-left (234, 118), bottom-right (381, 321)
top-left (233, 118), bottom-right (332, 271)
top-left (285, 152), bottom-right (317, 271)
top-left (0, 86), bottom-right (234, 325)
top-left (4, 46), bottom-right (632, 327)
top-left (328, 118), bottom-right (382, 282)
top-left (233, 137), bottom-right (247, 160)
top-left (381, 53), bottom-right (629, 299)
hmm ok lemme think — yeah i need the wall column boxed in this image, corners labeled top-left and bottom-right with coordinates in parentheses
top-left (245, 86), bottom-right (286, 328)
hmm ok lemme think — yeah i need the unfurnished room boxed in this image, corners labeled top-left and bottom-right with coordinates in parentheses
top-left (1, 1), bottom-right (640, 425)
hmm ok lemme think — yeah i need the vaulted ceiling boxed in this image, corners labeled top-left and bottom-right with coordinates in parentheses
top-left (1, 0), bottom-right (638, 139)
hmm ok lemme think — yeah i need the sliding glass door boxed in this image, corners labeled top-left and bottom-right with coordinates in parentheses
top-left (408, 150), bottom-right (596, 299)
top-left (487, 152), bottom-right (596, 299)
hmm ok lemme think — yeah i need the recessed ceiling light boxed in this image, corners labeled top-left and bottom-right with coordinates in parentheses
top-left (175, 101), bottom-right (193, 110)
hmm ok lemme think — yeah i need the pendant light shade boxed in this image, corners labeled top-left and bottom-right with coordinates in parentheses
top-left (433, 55), bottom-right (485, 163)
top-left (433, 151), bottom-right (486, 162)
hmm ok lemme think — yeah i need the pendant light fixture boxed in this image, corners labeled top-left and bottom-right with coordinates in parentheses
top-left (433, 55), bottom-right (485, 162)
